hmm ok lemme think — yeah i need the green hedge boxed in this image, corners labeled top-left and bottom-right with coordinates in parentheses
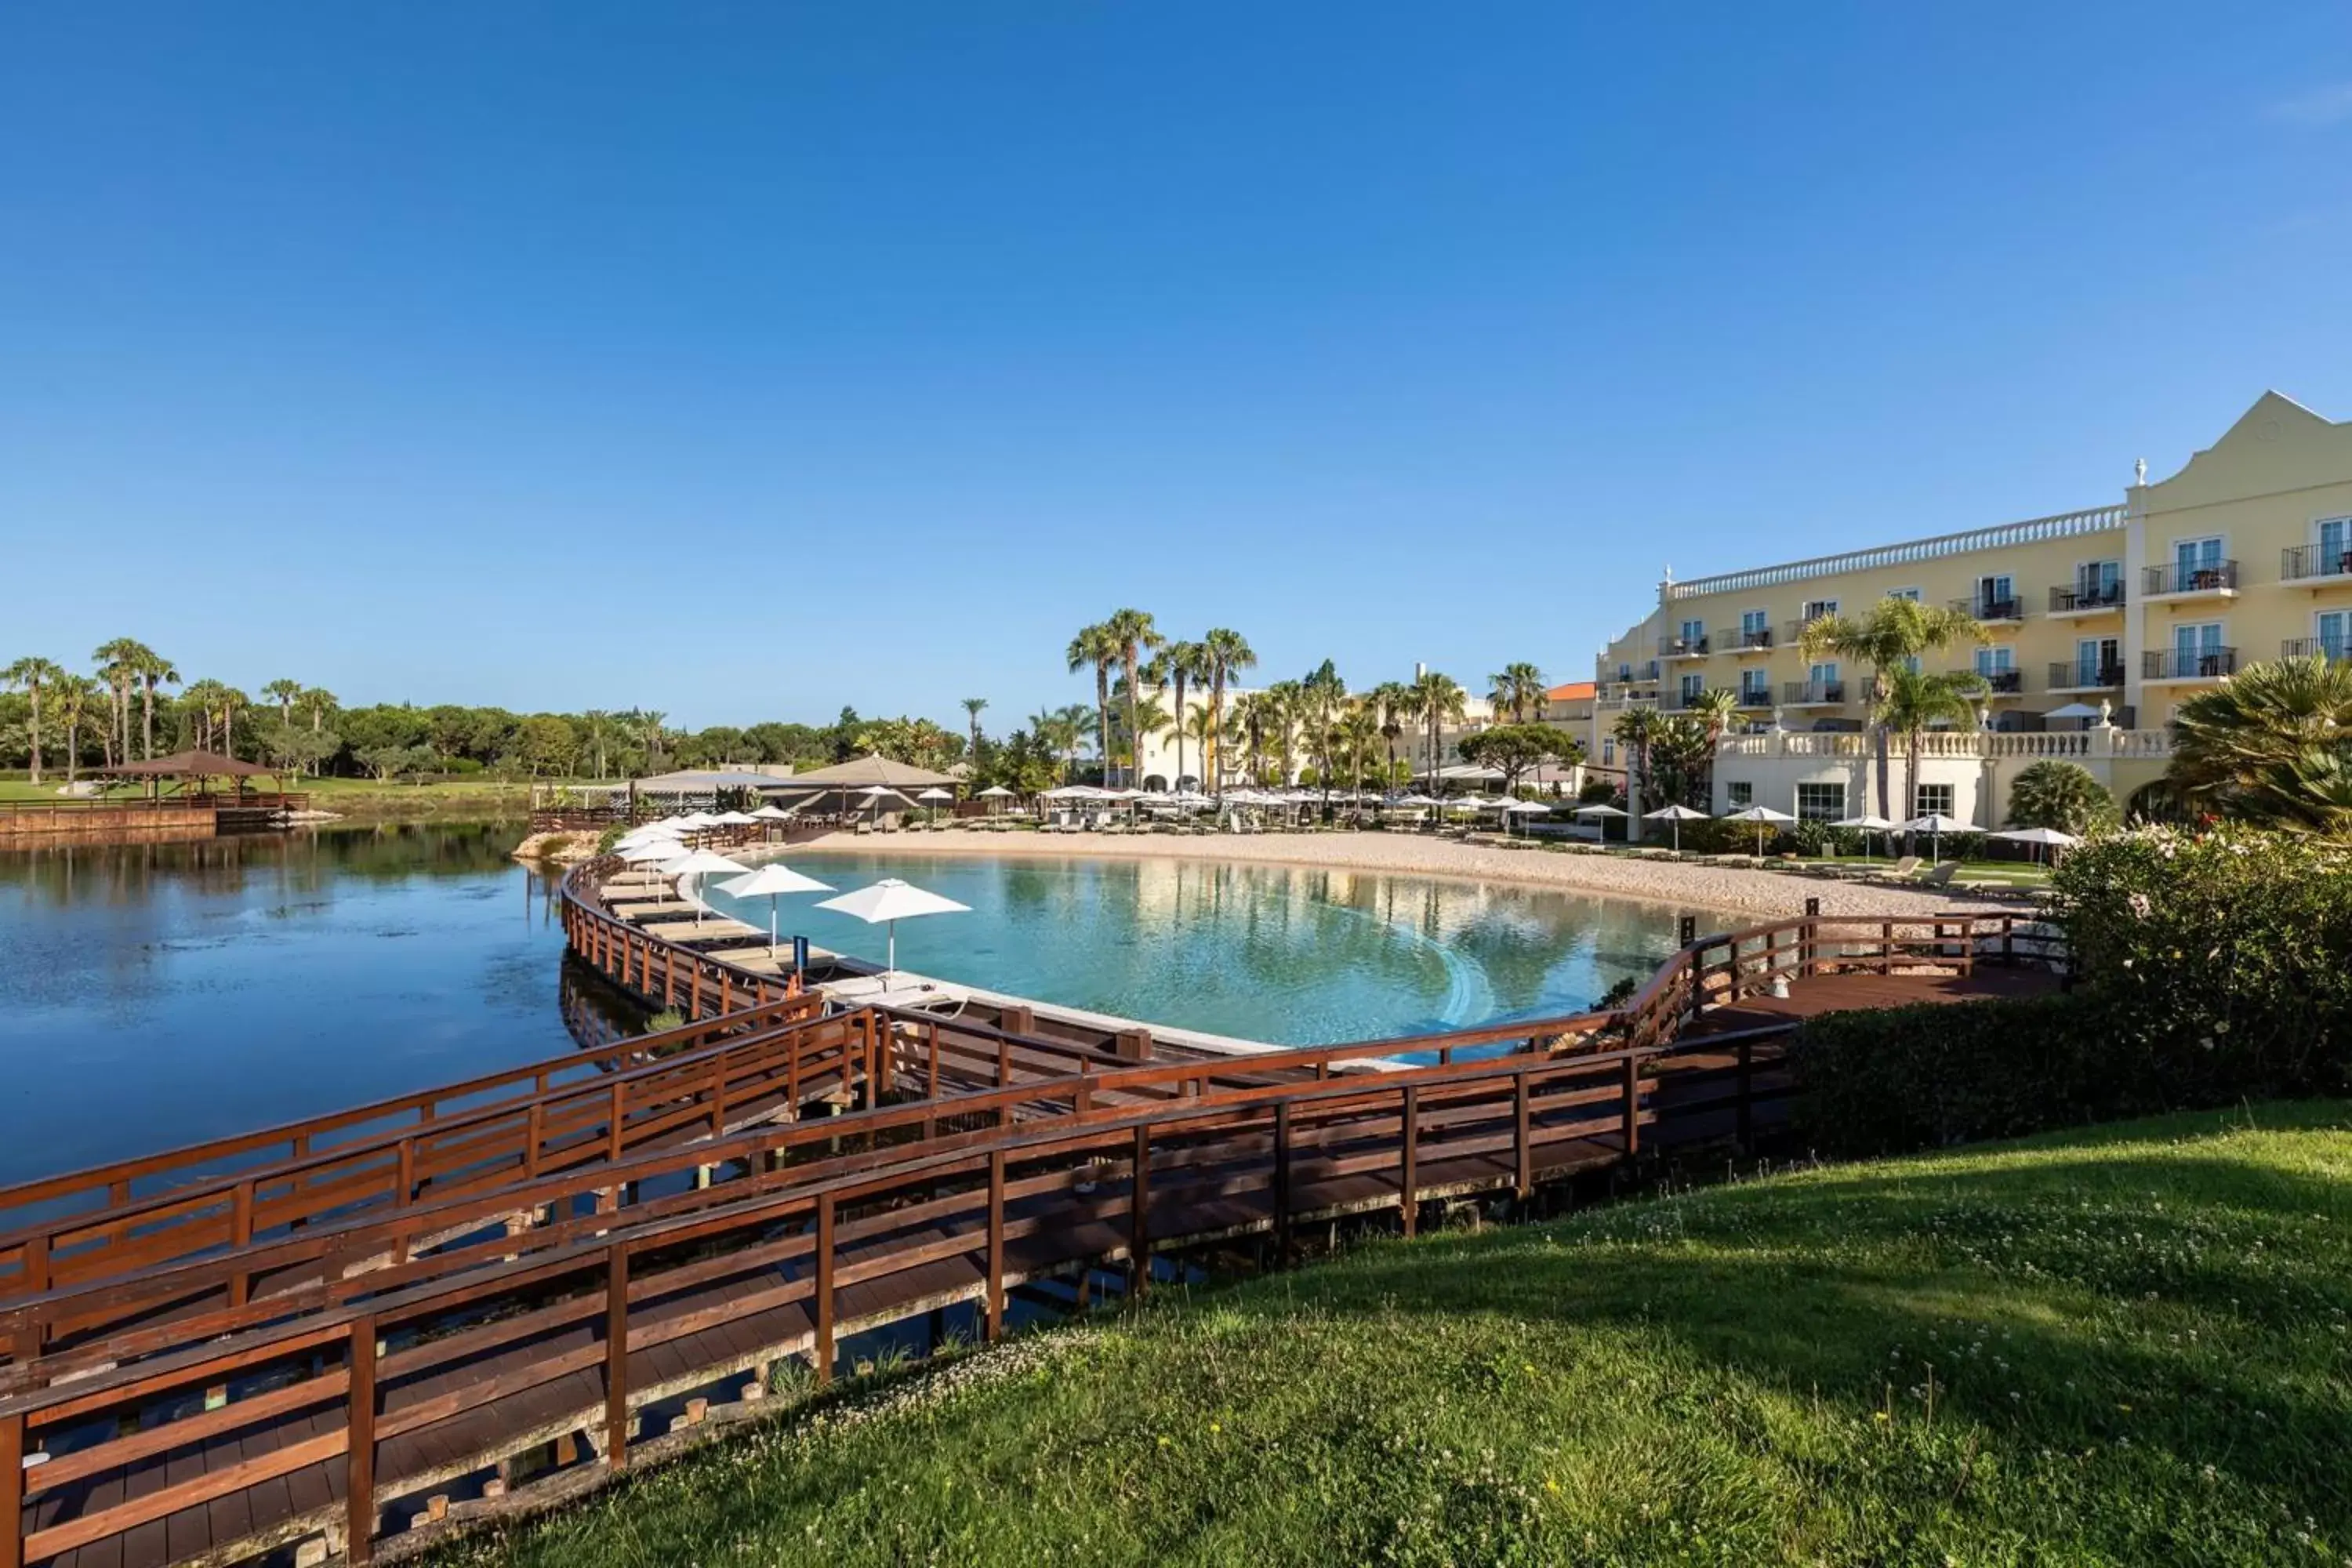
top-left (1790, 993), bottom-right (2169, 1157)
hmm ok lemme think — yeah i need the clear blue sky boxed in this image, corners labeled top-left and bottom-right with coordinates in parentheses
top-left (5, 4), bottom-right (2350, 731)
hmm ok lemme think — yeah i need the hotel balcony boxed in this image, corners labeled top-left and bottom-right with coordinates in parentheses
top-left (1719, 626), bottom-right (1775, 654)
top-left (1658, 634), bottom-right (1711, 660)
top-left (2143, 560), bottom-right (2240, 601)
top-left (1951, 593), bottom-right (2027, 625)
top-left (2047, 660), bottom-right (2126, 692)
top-left (1781, 679), bottom-right (1846, 708)
top-left (1736, 687), bottom-right (1773, 708)
top-left (2282, 637), bottom-right (2352, 662)
top-left (1961, 666), bottom-right (2026, 695)
top-left (2143, 647), bottom-right (2238, 684)
top-left (2047, 583), bottom-right (2125, 617)
top-left (2281, 544), bottom-right (2352, 585)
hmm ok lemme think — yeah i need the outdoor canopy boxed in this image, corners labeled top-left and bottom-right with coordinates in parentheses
top-left (717, 862), bottom-right (836, 953)
top-left (1901, 812), bottom-right (1972, 864)
top-left (1990, 824), bottom-right (2081, 864)
top-left (1720, 803), bottom-right (1798, 855)
top-left (812, 877), bottom-right (971, 978)
top-left (1644, 801), bottom-right (1708, 851)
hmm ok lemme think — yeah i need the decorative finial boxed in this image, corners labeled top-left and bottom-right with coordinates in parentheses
top-left (1770, 705), bottom-right (1786, 732)
top-left (1663, 564), bottom-right (1675, 586)
top-left (2098, 698), bottom-right (2114, 727)
top-left (2133, 457), bottom-right (2147, 486)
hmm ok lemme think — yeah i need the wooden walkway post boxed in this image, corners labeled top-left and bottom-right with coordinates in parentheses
top-left (1128, 1126), bottom-right (1151, 1300)
top-left (346, 1316), bottom-right (377, 1566)
top-left (1399, 1086), bottom-right (1419, 1237)
top-left (985, 1150), bottom-right (1006, 1342)
top-left (604, 1245), bottom-right (630, 1468)
top-left (814, 1194), bottom-right (836, 1386)
top-left (1, 1410), bottom-right (24, 1568)
top-left (1621, 1057), bottom-right (1642, 1156)
top-left (1272, 1101), bottom-right (1292, 1267)
top-left (1514, 1068), bottom-right (1533, 1196)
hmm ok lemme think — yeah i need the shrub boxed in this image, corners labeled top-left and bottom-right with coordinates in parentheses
top-left (2049, 825), bottom-right (2352, 1097)
top-left (597, 822), bottom-right (629, 853)
top-left (2006, 759), bottom-right (2117, 833)
top-left (1577, 778), bottom-right (1621, 804)
top-left (1791, 993), bottom-right (2162, 1156)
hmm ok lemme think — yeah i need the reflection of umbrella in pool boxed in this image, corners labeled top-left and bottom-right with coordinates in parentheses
top-left (1643, 802), bottom-right (1707, 852)
top-left (718, 862), bottom-right (835, 956)
top-left (813, 877), bottom-right (971, 980)
top-left (1719, 803), bottom-right (1798, 856)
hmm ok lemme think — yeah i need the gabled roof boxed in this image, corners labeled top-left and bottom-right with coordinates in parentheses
top-left (775, 753), bottom-right (960, 789)
top-left (98, 749), bottom-right (273, 779)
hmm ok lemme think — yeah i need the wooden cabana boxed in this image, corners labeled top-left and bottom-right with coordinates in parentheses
top-left (96, 749), bottom-right (284, 803)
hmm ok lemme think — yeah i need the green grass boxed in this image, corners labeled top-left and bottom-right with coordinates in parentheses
top-left (0, 774), bottom-right (539, 821)
top-left (1799, 852), bottom-right (2054, 887)
top-left (434, 1105), bottom-right (2352, 1567)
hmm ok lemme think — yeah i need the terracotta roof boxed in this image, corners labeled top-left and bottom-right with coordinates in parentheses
top-left (1545, 681), bottom-right (1596, 702)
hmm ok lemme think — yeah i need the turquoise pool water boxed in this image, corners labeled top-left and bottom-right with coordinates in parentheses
top-left (706, 851), bottom-right (1704, 1046)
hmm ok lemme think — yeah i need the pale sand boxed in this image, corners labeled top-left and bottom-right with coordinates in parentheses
top-left (788, 829), bottom-right (2009, 920)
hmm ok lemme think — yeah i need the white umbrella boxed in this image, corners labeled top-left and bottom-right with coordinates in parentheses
top-left (855, 785), bottom-right (906, 826)
top-left (750, 804), bottom-right (796, 819)
top-left (718, 862), bottom-right (836, 953)
top-left (916, 786), bottom-right (956, 825)
top-left (1720, 803), bottom-right (1798, 855)
top-left (2044, 702), bottom-right (2104, 721)
top-left (710, 810), bottom-right (760, 827)
top-left (1389, 793), bottom-right (1443, 808)
top-left (618, 837), bottom-right (682, 864)
top-left (976, 784), bottom-right (1015, 797)
top-left (1501, 797), bottom-right (1548, 837)
top-left (616, 825), bottom-right (681, 848)
top-left (1990, 824), bottom-right (2080, 865)
top-left (1901, 812), bottom-right (1972, 865)
top-left (657, 848), bottom-right (751, 927)
top-left (812, 877), bottom-right (971, 979)
top-left (1644, 801), bottom-right (1708, 852)
top-left (676, 811), bottom-right (720, 828)
top-left (1831, 812), bottom-right (1901, 860)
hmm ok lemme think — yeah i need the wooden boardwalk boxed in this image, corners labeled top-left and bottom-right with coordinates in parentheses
top-left (0, 858), bottom-right (2064, 1568)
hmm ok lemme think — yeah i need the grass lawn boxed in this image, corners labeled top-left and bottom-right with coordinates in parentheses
top-left (0, 773), bottom-right (541, 821)
top-left (1800, 852), bottom-right (2055, 887)
top-left (433, 1105), bottom-right (2352, 1567)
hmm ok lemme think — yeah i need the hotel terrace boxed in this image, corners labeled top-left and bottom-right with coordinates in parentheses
top-left (1586, 391), bottom-right (2352, 829)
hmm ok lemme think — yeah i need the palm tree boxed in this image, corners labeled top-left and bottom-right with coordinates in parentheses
top-left (2006, 760), bottom-right (2116, 834)
top-left (3, 656), bottom-right (64, 783)
top-left (1065, 622), bottom-right (1120, 786)
top-left (1156, 641), bottom-right (1210, 789)
top-left (2170, 654), bottom-right (2352, 833)
top-left (179, 679), bottom-right (227, 751)
top-left (55, 675), bottom-right (100, 788)
top-left (1300, 661), bottom-right (1347, 808)
top-left (263, 679), bottom-right (304, 726)
top-left (1184, 703), bottom-right (1222, 782)
top-left (1263, 681), bottom-right (1305, 783)
top-left (961, 697), bottom-right (989, 761)
top-left (1231, 691), bottom-right (1271, 784)
top-left (1798, 599), bottom-right (1987, 819)
top-left (637, 710), bottom-right (668, 771)
top-left (1100, 609), bottom-right (1163, 787)
top-left (1875, 667), bottom-right (1988, 827)
top-left (134, 649), bottom-right (177, 760)
top-left (92, 638), bottom-right (149, 768)
top-left (1487, 662), bottom-right (1548, 723)
top-left (1411, 670), bottom-right (1466, 792)
top-left (581, 710), bottom-right (614, 779)
top-left (1613, 706), bottom-right (1661, 813)
top-left (1687, 687), bottom-right (1742, 741)
top-left (1200, 628), bottom-right (1256, 796)
top-left (1367, 681), bottom-right (1412, 788)
top-left (1335, 702), bottom-right (1382, 797)
top-left (302, 688), bottom-right (337, 734)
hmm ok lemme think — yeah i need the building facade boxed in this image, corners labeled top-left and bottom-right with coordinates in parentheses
top-left (1587, 391), bottom-right (2352, 828)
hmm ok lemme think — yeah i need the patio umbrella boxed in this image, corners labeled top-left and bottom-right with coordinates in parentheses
top-left (916, 786), bottom-right (956, 825)
top-left (1720, 803), bottom-right (1798, 856)
top-left (976, 783), bottom-right (1015, 815)
top-left (1831, 812), bottom-right (1900, 860)
top-left (1643, 802), bottom-right (1708, 852)
top-left (1900, 812), bottom-right (1972, 865)
top-left (2043, 702), bottom-right (2104, 724)
top-left (813, 877), bottom-right (971, 980)
top-left (656, 848), bottom-right (751, 927)
top-left (855, 785), bottom-right (906, 826)
top-left (1989, 824), bottom-right (2080, 865)
top-left (710, 810), bottom-right (760, 826)
top-left (617, 837), bottom-right (682, 865)
top-left (718, 862), bottom-right (836, 955)
top-left (750, 804), bottom-right (796, 819)
top-left (1501, 797), bottom-right (1550, 837)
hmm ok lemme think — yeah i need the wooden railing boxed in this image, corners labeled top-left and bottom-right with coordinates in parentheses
top-left (0, 864), bottom-right (2064, 1568)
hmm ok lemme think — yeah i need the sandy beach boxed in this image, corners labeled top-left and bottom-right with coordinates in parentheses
top-left (789, 828), bottom-right (2010, 920)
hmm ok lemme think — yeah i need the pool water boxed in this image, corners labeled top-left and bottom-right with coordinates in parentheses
top-left (711, 851), bottom-right (1700, 1047)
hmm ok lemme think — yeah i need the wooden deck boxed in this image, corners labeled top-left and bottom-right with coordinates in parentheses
top-left (0, 859), bottom-right (2066, 1568)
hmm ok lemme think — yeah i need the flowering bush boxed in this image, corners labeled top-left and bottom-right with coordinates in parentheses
top-left (2049, 825), bottom-right (2352, 1098)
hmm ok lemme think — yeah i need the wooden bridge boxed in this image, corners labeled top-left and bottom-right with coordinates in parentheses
top-left (0, 857), bottom-right (2061, 1568)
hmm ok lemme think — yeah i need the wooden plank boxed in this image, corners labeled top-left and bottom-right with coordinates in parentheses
top-left (347, 1317), bottom-right (376, 1566)
top-left (604, 1247), bottom-right (630, 1468)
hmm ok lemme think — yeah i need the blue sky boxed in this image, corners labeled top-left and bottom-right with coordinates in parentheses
top-left (5, 4), bottom-right (2350, 731)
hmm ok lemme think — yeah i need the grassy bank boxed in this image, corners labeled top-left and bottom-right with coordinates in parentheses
top-left (434, 1104), bottom-right (2352, 1566)
top-left (0, 774), bottom-right (536, 824)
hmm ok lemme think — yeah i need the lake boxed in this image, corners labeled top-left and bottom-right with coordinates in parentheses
top-left (0, 828), bottom-right (1697, 1185)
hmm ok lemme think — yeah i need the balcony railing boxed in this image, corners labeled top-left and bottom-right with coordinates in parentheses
top-left (1953, 593), bottom-right (2025, 622)
top-left (2048, 660), bottom-right (2125, 690)
top-left (1659, 634), bottom-right (1711, 658)
top-left (1737, 687), bottom-right (1773, 707)
top-left (1783, 679), bottom-right (1846, 706)
top-left (2282, 543), bottom-right (2352, 583)
top-left (1719, 626), bottom-right (1774, 651)
top-left (2143, 647), bottom-right (2237, 681)
top-left (2048, 583), bottom-right (2125, 615)
top-left (1962, 666), bottom-right (2024, 695)
top-left (2283, 637), bottom-right (2352, 662)
top-left (2144, 560), bottom-right (2239, 597)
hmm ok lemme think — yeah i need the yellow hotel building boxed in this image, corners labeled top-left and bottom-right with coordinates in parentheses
top-left (1589, 391), bottom-right (2352, 829)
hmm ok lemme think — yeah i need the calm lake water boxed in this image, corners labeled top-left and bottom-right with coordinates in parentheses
top-left (0, 829), bottom-right (1698, 1185)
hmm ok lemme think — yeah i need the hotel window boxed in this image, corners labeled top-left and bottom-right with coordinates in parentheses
top-left (1679, 617), bottom-right (1706, 646)
top-left (1740, 670), bottom-right (1770, 704)
top-left (1809, 661), bottom-right (1840, 696)
top-left (1796, 782), bottom-right (1847, 822)
top-left (2173, 621), bottom-right (2225, 676)
top-left (1602, 739), bottom-right (1615, 766)
top-left (1974, 647), bottom-right (2015, 675)
top-left (2319, 612), bottom-right (2351, 662)
top-left (1679, 673), bottom-right (1704, 704)
top-left (1801, 598), bottom-right (1839, 622)
top-left (1913, 782), bottom-right (1955, 818)
top-left (2078, 560), bottom-right (2122, 604)
top-left (1886, 587), bottom-right (1921, 602)
top-left (1740, 608), bottom-right (1769, 637)
top-left (2172, 536), bottom-right (2223, 584)
top-left (2321, 517), bottom-right (2352, 572)
top-left (2075, 637), bottom-right (2120, 684)
top-left (1726, 781), bottom-right (1754, 808)
top-left (1617, 662), bottom-right (1632, 682)
top-left (1975, 574), bottom-right (2015, 617)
